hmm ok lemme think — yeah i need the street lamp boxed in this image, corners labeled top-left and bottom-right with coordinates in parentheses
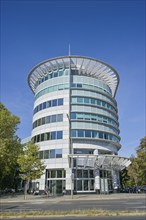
top-left (67, 113), bottom-right (73, 199)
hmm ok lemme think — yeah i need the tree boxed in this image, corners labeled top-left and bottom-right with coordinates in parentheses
top-left (17, 141), bottom-right (46, 199)
top-left (127, 137), bottom-right (146, 187)
top-left (0, 102), bottom-right (21, 189)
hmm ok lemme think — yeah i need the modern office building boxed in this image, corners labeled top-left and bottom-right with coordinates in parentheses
top-left (27, 55), bottom-right (130, 194)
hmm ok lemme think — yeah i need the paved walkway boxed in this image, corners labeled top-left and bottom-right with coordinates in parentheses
top-left (1, 193), bottom-right (146, 203)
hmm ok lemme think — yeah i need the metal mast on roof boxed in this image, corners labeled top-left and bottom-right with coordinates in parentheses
top-left (69, 44), bottom-right (71, 56)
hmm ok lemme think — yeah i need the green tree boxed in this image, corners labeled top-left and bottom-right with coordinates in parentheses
top-left (127, 137), bottom-right (146, 187)
top-left (17, 141), bottom-right (46, 199)
top-left (0, 102), bottom-right (21, 189)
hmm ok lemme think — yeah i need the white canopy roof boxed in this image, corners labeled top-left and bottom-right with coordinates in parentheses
top-left (28, 56), bottom-right (120, 97)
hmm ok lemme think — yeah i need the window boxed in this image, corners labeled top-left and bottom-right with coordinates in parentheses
top-left (46, 132), bottom-right (51, 140)
top-left (85, 130), bottom-right (91, 138)
top-left (77, 84), bottom-right (82, 88)
top-left (52, 99), bottom-right (57, 107)
top-left (92, 131), bottom-right (98, 138)
top-left (89, 170), bottom-right (94, 178)
top-left (77, 170), bottom-right (82, 178)
top-left (57, 131), bottom-right (62, 139)
top-left (57, 170), bottom-right (62, 178)
top-left (51, 131), bottom-right (56, 140)
top-left (83, 170), bottom-right (88, 178)
top-left (78, 130), bottom-right (84, 137)
top-left (72, 130), bottom-right (76, 137)
top-left (40, 133), bottom-right (44, 141)
top-left (99, 132), bottom-right (103, 139)
top-left (84, 97), bottom-right (89, 104)
top-left (77, 97), bottom-right (83, 103)
top-left (58, 98), bottom-right (63, 106)
top-left (44, 150), bottom-right (49, 159)
top-left (43, 102), bottom-right (46, 109)
top-left (47, 101), bottom-right (51, 108)
top-left (50, 150), bottom-right (55, 158)
top-left (57, 114), bottom-right (63, 122)
top-left (59, 71), bottom-right (63, 76)
top-left (46, 116), bottom-right (50, 124)
top-left (91, 98), bottom-right (95, 104)
top-left (54, 72), bottom-right (58, 77)
top-left (42, 117), bottom-right (45, 125)
top-left (56, 149), bottom-right (62, 158)
top-left (39, 151), bottom-right (44, 159)
top-left (52, 115), bottom-right (56, 123)
top-left (37, 135), bottom-right (40, 142)
top-left (71, 112), bottom-right (76, 119)
top-left (51, 169), bottom-right (56, 177)
top-left (38, 119), bottom-right (41, 126)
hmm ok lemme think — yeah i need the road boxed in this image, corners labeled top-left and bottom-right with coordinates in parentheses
top-left (2, 216), bottom-right (146, 220)
top-left (1, 198), bottom-right (146, 212)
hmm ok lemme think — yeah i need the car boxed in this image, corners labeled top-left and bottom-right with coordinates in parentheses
top-left (141, 185), bottom-right (146, 193)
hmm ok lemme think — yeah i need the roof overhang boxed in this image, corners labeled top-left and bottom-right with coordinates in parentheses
top-left (28, 56), bottom-right (120, 97)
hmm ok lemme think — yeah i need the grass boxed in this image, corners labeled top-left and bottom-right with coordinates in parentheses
top-left (1, 209), bottom-right (146, 218)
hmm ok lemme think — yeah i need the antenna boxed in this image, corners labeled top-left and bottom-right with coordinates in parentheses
top-left (69, 44), bottom-right (71, 56)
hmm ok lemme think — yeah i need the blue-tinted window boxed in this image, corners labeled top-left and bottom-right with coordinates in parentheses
top-left (45, 76), bottom-right (48, 81)
top-left (46, 116), bottom-right (50, 124)
top-left (58, 98), bottom-right (63, 106)
top-left (56, 149), bottom-right (62, 158)
top-left (91, 98), bottom-right (95, 104)
top-left (84, 97), bottom-right (90, 104)
top-left (57, 131), bottom-right (62, 139)
top-left (72, 130), bottom-right (76, 137)
top-left (77, 84), bottom-right (82, 88)
top-left (85, 130), bottom-right (91, 137)
top-left (47, 101), bottom-right (51, 108)
top-left (59, 71), bottom-right (63, 76)
top-left (71, 112), bottom-right (76, 119)
top-left (92, 131), bottom-right (98, 138)
top-left (77, 97), bottom-right (83, 103)
top-left (43, 102), bottom-right (46, 109)
top-left (51, 131), bottom-right (56, 140)
top-left (97, 100), bottom-right (101, 105)
top-left (99, 132), bottom-right (103, 139)
top-left (57, 114), bottom-right (63, 122)
top-left (52, 115), bottom-right (56, 123)
top-left (50, 150), bottom-right (55, 158)
top-left (52, 99), bottom-right (57, 107)
top-left (78, 130), bottom-right (84, 137)
top-left (54, 72), bottom-right (58, 78)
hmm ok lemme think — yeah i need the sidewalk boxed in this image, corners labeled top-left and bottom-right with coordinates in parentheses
top-left (1, 193), bottom-right (146, 203)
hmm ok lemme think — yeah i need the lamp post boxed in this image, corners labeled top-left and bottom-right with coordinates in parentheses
top-left (67, 113), bottom-right (73, 199)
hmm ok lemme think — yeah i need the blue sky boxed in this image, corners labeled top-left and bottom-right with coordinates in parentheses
top-left (1, 0), bottom-right (145, 157)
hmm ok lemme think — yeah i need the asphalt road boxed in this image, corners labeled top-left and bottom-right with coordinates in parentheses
top-left (2, 216), bottom-right (146, 220)
top-left (1, 198), bottom-right (146, 212)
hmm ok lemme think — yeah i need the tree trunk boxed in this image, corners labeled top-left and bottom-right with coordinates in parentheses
top-left (24, 180), bottom-right (27, 200)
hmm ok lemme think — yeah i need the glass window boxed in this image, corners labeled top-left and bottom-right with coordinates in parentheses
top-left (57, 114), bottom-right (63, 122)
top-left (46, 116), bottom-right (50, 124)
top-left (71, 97), bottom-right (77, 103)
top-left (77, 170), bottom-right (82, 178)
top-left (85, 130), bottom-right (91, 138)
top-left (50, 150), bottom-right (55, 158)
top-left (83, 170), bottom-right (88, 178)
top-left (46, 132), bottom-right (51, 140)
top-left (77, 113), bottom-right (84, 120)
top-left (51, 131), bottom-right (56, 140)
top-left (72, 130), bottom-right (76, 137)
top-left (40, 104), bottom-right (42, 110)
top-left (99, 132), bottom-right (103, 139)
top-left (45, 76), bottom-right (48, 81)
top-left (84, 180), bottom-right (88, 191)
top-left (56, 149), bottom-right (62, 158)
top-left (77, 180), bottom-right (82, 190)
top-left (37, 135), bottom-right (40, 142)
top-left (97, 100), bottom-right (101, 105)
top-left (38, 119), bottom-right (41, 126)
top-left (91, 98), bottom-right (95, 104)
top-left (91, 114), bottom-right (97, 121)
top-left (78, 130), bottom-right (84, 137)
top-left (92, 131), bottom-right (98, 138)
top-left (54, 72), bottom-right (58, 77)
top-left (77, 84), bottom-right (82, 88)
top-left (44, 150), bottom-right (49, 159)
top-left (57, 170), bottom-right (62, 178)
top-left (77, 97), bottom-right (83, 103)
top-left (84, 114), bottom-right (90, 120)
top-left (39, 151), bottom-right (44, 159)
top-left (43, 102), bottom-right (46, 109)
top-left (40, 133), bottom-right (44, 141)
top-left (57, 131), bottom-right (62, 139)
top-left (58, 98), bottom-right (63, 106)
top-left (51, 169), bottom-right (56, 177)
top-left (52, 99), bottom-right (57, 107)
top-left (89, 170), bottom-right (94, 178)
top-left (84, 97), bottom-right (90, 104)
top-left (71, 112), bottom-right (76, 120)
top-left (90, 180), bottom-right (94, 190)
top-left (59, 71), bottom-right (63, 76)
top-left (47, 101), bottom-right (51, 108)
top-left (52, 115), bottom-right (56, 123)
top-left (42, 117), bottom-right (45, 125)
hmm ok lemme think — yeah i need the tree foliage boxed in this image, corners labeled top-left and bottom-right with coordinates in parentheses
top-left (17, 141), bottom-right (46, 199)
top-left (0, 103), bottom-right (21, 189)
top-left (121, 137), bottom-right (146, 188)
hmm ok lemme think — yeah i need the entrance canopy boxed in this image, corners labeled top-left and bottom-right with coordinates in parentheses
top-left (69, 154), bottom-right (131, 171)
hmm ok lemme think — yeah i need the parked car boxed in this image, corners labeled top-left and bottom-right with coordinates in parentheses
top-left (131, 186), bottom-right (141, 193)
top-left (141, 185), bottom-right (146, 193)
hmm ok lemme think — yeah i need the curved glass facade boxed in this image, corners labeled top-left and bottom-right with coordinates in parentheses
top-left (28, 56), bottom-right (121, 194)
